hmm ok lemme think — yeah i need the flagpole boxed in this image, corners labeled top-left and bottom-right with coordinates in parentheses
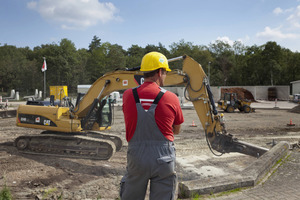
top-left (43, 57), bottom-right (46, 99)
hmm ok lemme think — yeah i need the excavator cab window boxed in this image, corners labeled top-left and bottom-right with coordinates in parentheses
top-left (98, 98), bottom-right (112, 127)
top-left (81, 97), bottom-right (113, 130)
top-left (224, 93), bottom-right (231, 101)
top-left (223, 93), bottom-right (238, 106)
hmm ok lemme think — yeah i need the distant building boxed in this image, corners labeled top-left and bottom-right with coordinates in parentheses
top-left (77, 85), bottom-right (92, 94)
top-left (291, 80), bottom-right (300, 95)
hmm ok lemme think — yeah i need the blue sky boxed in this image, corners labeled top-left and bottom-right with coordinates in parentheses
top-left (1, 0), bottom-right (300, 52)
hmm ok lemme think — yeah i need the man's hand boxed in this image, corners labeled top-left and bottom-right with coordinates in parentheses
top-left (172, 124), bottom-right (181, 135)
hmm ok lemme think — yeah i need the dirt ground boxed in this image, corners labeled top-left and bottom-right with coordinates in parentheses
top-left (1, 106), bottom-right (300, 200)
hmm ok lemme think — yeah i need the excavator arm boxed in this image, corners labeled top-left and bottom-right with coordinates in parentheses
top-left (180, 56), bottom-right (268, 157)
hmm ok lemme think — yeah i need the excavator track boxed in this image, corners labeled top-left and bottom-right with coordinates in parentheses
top-left (14, 133), bottom-right (117, 160)
top-left (86, 131), bottom-right (123, 152)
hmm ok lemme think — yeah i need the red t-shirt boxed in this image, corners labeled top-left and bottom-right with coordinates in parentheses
top-left (122, 82), bottom-right (184, 142)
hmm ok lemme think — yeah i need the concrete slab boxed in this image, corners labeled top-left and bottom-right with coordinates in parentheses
top-left (251, 100), bottom-right (297, 110)
top-left (181, 100), bottom-right (298, 110)
top-left (8, 100), bottom-right (298, 110)
top-left (178, 141), bottom-right (290, 198)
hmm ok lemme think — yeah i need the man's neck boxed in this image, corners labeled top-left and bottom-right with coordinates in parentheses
top-left (144, 78), bottom-right (160, 86)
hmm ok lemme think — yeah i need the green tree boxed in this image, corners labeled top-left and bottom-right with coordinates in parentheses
top-left (126, 45), bottom-right (145, 68)
top-left (283, 50), bottom-right (300, 84)
top-left (169, 39), bottom-right (200, 70)
top-left (242, 45), bottom-right (263, 85)
top-left (76, 48), bottom-right (90, 84)
top-left (261, 41), bottom-right (283, 85)
top-left (1, 38), bottom-right (299, 96)
top-left (169, 39), bottom-right (194, 57)
top-left (209, 40), bottom-right (234, 86)
top-left (230, 41), bottom-right (247, 85)
top-left (86, 45), bottom-right (106, 83)
top-left (144, 43), bottom-right (170, 57)
top-left (88, 35), bottom-right (101, 52)
top-left (0, 45), bottom-right (37, 94)
top-left (106, 43), bottom-right (126, 71)
top-left (28, 39), bottom-right (82, 94)
top-left (58, 38), bottom-right (81, 91)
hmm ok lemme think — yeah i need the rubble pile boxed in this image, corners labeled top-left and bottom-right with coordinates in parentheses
top-left (290, 104), bottom-right (300, 114)
top-left (221, 88), bottom-right (255, 102)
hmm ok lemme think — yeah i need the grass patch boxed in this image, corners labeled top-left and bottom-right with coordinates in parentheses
top-left (42, 188), bottom-right (63, 200)
top-left (214, 187), bottom-right (243, 197)
top-left (181, 187), bottom-right (246, 200)
top-left (0, 185), bottom-right (12, 200)
top-left (269, 153), bottom-right (291, 177)
top-left (191, 193), bottom-right (204, 199)
top-left (257, 152), bottom-right (290, 185)
top-left (206, 187), bottom-right (246, 199)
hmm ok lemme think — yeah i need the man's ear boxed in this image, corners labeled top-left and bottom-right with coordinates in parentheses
top-left (157, 68), bottom-right (162, 77)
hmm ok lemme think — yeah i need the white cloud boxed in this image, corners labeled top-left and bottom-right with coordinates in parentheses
top-left (287, 5), bottom-right (300, 29)
top-left (257, 5), bottom-right (300, 41)
top-left (256, 26), bottom-right (299, 39)
top-left (273, 7), bottom-right (293, 15)
top-left (213, 36), bottom-right (250, 46)
top-left (273, 7), bottom-right (283, 15)
top-left (242, 35), bottom-right (250, 43)
top-left (235, 35), bottom-right (250, 44)
top-left (27, 0), bottom-right (120, 29)
top-left (27, 1), bottom-right (37, 9)
top-left (214, 36), bottom-right (234, 46)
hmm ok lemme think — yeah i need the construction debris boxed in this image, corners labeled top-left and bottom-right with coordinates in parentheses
top-left (289, 104), bottom-right (300, 114)
top-left (291, 141), bottom-right (300, 149)
top-left (221, 88), bottom-right (255, 102)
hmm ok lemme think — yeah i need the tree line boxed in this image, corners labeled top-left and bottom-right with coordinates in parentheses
top-left (0, 35), bottom-right (299, 95)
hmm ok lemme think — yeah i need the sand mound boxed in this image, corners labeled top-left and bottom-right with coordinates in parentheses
top-left (221, 88), bottom-right (255, 102)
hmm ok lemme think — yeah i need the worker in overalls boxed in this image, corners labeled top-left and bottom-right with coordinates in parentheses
top-left (120, 52), bottom-right (184, 200)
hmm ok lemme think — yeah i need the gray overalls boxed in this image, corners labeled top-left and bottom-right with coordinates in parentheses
top-left (120, 87), bottom-right (177, 200)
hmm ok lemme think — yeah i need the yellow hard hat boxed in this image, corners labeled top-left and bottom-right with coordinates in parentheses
top-left (140, 52), bottom-right (171, 72)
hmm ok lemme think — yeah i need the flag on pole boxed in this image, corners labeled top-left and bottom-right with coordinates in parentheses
top-left (42, 59), bottom-right (47, 72)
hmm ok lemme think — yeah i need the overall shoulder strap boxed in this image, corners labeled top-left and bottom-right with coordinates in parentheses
top-left (132, 87), bottom-right (140, 103)
top-left (153, 88), bottom-right (167, 105)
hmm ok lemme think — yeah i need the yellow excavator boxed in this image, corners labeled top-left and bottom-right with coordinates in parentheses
top-left (15, 55), bottom-right (268, 160)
